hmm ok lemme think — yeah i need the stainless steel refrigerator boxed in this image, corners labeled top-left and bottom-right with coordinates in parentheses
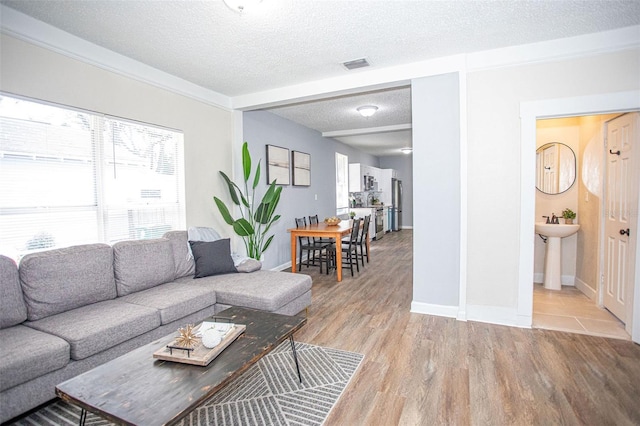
top-left (391, 178), bottom-right (402, 231)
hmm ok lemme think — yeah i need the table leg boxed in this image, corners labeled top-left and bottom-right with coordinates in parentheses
top-left (335, 234), bottom-right (343, 282)
top-left (289, 335), bottom-right (302, 383)
top-left (290, 233), bottom-right (297, 273)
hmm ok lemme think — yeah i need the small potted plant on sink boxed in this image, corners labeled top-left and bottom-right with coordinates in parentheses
top-left (562, 208), bottom-right (576, 224)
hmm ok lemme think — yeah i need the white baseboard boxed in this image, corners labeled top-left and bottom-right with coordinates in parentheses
top-left (410, 301), bottom-right (458, 318)
top-left (410, 301), bottom-right (531, 328)
top-left (466, 305), bottom-right (531, 328)
top-left (575, 276), bottom-right (597, 300)
top-left (533, 272), bottom-right (576, 286)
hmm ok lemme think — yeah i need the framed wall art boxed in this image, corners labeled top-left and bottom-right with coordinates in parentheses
top-left (266, 144), bottom-right (290, 185)
top-left (292, 151), bottom-right (311, 186)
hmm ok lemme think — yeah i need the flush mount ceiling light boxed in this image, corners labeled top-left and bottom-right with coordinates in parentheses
top-left (223, 0), bottom-right (262, 13)
top-left (357, 105), bottom-right (378, 117)
top-left (401, 148), bottom-right (413, 154)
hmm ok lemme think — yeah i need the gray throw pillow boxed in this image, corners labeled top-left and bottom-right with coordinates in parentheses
top-left (189, 239), bottom-right (237, 278)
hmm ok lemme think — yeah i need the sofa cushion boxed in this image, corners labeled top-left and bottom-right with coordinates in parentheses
top-left (0, 325), bottom-right (70, 391)
top-left (192, 270), bottom-right (312, 312)
top-left (119, 281), bottom-right (217, 325)
top-left (190, 239), bottom-right (237, 278)
top-left (0, 255), bottom-right (28, 328)
top-left (19, 244), bottom-right (116, 321)
top-left (163, 231), bottom-right (195, 279)
top-left (25, 300), bottom-right (160, 360)
top-left (113, 238), bottom-right (176, 296)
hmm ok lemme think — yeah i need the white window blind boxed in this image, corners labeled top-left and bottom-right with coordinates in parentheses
top-left (335, 152), bottom-right (349, 216)
top-left (0, 94), bottom-right (186, 261)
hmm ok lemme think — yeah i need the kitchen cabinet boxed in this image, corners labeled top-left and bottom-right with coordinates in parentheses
top-left (382, 206), bottom-right (389, 232)
top-left (349, 163), bottom-right (376, 192)
top-left (349, 208), bottom-right (376, 241)
top-left (378, 169), bottom-right (393, 205)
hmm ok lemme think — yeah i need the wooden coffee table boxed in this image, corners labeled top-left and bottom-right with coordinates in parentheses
top-left (56, 306), bottom-right (307, 425)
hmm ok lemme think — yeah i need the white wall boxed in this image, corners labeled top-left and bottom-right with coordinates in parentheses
top-left (466, 48), bottom-right (640, 324)
top-left (411, 72), bottom-right (461, 313)
top-left (0, 34), bottom-right (233, 232)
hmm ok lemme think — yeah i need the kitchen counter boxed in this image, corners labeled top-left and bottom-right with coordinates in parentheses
top-left (349, 207), bottom-right (379, 241)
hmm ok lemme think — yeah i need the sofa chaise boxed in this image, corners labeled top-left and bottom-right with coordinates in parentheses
top-left (0, 230), bottom-right (311, 423)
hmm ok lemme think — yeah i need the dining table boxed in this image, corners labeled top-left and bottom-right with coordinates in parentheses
top-left (288, 219), bottom-right (368, 282)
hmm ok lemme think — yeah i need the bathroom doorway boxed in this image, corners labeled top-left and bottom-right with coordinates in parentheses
top-left (532, 112), bottom-right (639, 340)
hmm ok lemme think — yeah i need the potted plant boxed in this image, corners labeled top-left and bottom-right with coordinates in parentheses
top-left (349, 211), bottom-right (356, 219)
top-left (562, 208), bottom-right (576, 224)
top-left (214, 142), bottom-right (282, 260)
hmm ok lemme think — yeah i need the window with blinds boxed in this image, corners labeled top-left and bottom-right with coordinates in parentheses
top-left (335, 152), bottom-right (349, 216)
top-left (0, 94), bottom-right (186, 261)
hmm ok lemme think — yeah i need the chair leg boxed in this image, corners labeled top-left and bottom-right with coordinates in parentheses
top-left (298, 246), bottom-right (303, 270)
top-left (355, 250), bottom-right (360, 273)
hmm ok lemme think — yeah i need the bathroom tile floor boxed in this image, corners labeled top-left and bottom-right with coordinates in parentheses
top-left (532, 283), bottom-right (630, 340)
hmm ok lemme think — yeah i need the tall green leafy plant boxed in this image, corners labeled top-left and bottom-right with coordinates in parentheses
top-left (214, 142), bottom-right (282, 260)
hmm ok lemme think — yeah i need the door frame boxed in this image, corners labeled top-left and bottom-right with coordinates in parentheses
top-left (518, 90), bottom-right (640, 343)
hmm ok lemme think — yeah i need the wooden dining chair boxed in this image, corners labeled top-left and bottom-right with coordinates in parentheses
top-left (295, 217), bottom-right (330, 272)
top-left (324, 218), bottom-right (361, 277)
top-left (308, 214), bottom-right (335, 245)
top-left (354, 214), bottom-right (371, 266)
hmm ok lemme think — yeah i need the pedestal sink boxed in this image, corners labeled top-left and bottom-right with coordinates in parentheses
top-left (535, 222), bottom-right (580, 290)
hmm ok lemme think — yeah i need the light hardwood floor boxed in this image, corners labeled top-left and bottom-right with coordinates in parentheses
top-left (291, 230), bottom-right (640, 425)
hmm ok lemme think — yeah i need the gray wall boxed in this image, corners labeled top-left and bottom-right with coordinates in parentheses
top-left (412, 72), bottom-right (460, 307)
top-left (242, 110), bottom-right (378, 270)
top-left (379, 155), bottom-right (413, 228)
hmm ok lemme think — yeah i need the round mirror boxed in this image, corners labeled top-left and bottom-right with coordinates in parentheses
top-left (536, 142), bottom-right (576, 194)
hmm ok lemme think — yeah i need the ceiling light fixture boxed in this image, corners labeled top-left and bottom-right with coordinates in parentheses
top-left (357, 105), bottom-right (378, 117)
top-left (223, 0), bottom-right (263, 13)
top-left (401, 148), bottom-right (413, 154)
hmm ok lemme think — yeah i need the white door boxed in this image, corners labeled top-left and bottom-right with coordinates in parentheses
top-left (604, 113), bottom-right (639, 322)
top-left (542, 144), bottom-right (558, 193)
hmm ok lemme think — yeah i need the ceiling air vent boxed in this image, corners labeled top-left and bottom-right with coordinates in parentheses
top-left (342, 58), bottom-right (370, 71)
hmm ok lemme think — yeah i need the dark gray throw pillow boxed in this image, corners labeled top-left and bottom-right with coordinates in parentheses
top-left (189, 239), bottom-right (237, 278)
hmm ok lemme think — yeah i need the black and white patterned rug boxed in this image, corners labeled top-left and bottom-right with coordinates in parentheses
top-left (11, 342), bottom-right (363, 426)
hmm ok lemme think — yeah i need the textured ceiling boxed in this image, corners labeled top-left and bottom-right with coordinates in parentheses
top-left (3, 0), bottom-right (639, 156)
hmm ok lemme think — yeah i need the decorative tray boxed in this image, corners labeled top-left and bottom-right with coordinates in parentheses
top-left (153, 322), bottom-right (246, 366)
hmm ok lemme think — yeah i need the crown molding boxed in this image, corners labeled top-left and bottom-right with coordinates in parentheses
top-left (467, 25), bottom-right (640, 71)
top-left (0, 5), bottom-right (232, 110)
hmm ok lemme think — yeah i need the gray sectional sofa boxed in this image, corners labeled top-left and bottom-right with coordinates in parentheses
top-left (0, 231), bottom-right (311, 423)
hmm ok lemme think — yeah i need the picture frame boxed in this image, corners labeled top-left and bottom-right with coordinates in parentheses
top-left (266, 144), bottom-right (290, 185)
top-left (292, 151), bottom-right (311, 186)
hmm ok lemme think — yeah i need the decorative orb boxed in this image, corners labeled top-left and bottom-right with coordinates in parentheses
top-left (202, 329), bottom-right (222, 348)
